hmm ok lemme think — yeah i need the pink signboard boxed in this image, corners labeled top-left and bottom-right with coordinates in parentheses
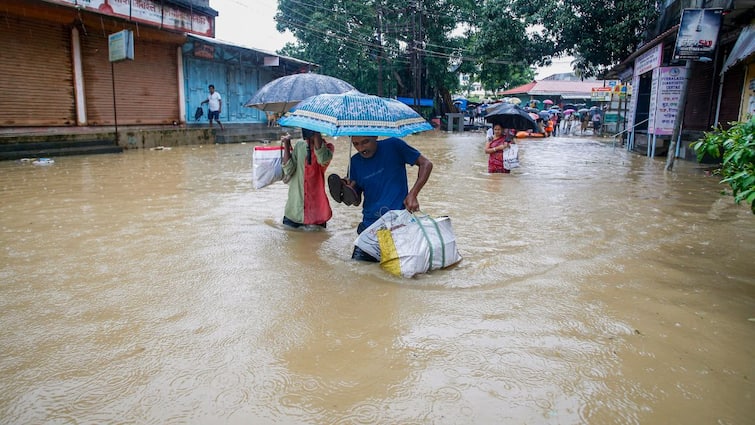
top-left (649, 66), bottom-right (687, 135)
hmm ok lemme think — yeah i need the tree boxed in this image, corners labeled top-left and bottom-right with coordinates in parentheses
top-left (692, 118), bottom-right (755, 214)
top-left (540, 0), bottom-right (658, 77)
top-left (471, 0), bottom-right (552, 90)
top-left (276, 0), bottom-right (474, 100)
top-left (272, 0), bottom-right (659, 105)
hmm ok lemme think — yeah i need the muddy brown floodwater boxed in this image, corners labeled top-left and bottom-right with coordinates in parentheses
top-left (1, 131), bottom-right (753, 424)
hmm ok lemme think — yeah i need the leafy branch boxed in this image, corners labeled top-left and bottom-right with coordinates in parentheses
top-left (692, 118), bottom-right (755, 214)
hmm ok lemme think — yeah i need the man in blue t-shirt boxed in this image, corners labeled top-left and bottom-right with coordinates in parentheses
top-left (328, 136), bottom-right (433, 262)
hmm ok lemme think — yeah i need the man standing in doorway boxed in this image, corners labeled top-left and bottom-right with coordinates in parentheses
top-left (201, 84), bottom-right (224, 130)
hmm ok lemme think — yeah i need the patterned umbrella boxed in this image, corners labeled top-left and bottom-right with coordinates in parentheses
top-left (244, 73), bottom-right (356, 113)
top-left (277, 91), bottom-right (433, 137)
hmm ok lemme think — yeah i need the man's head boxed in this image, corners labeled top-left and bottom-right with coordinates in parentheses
top-left (208, 85), bottom-right (215, 93)
top-left (351, 136), bottom-right (378, 158)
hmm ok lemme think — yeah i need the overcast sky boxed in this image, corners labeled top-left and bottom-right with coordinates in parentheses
top-left (210, 0), bottom-right (572, 79)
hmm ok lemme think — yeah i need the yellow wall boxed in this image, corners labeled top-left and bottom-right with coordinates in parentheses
top-left (742, 62), bottom-right (755, 121)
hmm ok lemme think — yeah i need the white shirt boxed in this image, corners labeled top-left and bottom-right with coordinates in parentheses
top-left (207, 92), bottom-right (222, 112)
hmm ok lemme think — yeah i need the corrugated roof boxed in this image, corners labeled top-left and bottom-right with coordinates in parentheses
top-left (499, 81), bottom-right (537, 95)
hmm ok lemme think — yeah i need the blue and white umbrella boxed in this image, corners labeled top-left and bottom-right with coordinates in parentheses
top-left (278, 91), bottom-right (433, 137)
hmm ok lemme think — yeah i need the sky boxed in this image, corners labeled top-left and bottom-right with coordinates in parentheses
top-left (211, 0), bottom-right (572, 79)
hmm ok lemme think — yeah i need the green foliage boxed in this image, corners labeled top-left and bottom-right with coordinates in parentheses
top-left (506, 0), bottom-right (658, 77)
top-left (275, 0), bottom-right (474, 99)
top-left (692, 118), bottom-right (755, 214)
top-left (272, 0), bottom-right (660, 100)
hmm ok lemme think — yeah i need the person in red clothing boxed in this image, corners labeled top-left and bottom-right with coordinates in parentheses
top-left (281, 129), bottom-right (335, 228)
top-left (484, 124), bottom-right (514, 173)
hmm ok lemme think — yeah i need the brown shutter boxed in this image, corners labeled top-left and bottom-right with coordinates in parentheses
top-left (0, 16), bottom-right (75, 127)
top-left (718, 64), bottom-right (746, 128)
top-left (684, 61), bottom-right (716, 131)
top-left (80, 32), bottom-right (179, 125)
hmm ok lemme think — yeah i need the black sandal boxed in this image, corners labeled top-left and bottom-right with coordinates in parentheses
top-left (328, 174), bottom-right (361, 206)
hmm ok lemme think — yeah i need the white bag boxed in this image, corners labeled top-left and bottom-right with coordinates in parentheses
top-left (503, 143), bottom-right (519, 169)
top-left (252, 145), bottom-right (284, 189)
top-left (355, 210), bottom-right (462, 278)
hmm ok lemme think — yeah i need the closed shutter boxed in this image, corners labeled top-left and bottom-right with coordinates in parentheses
top-left (0, 16), bottom-right (75, 126)
top-left (718, 64), bottom-right (745, 128)
top-left (81, 32), bottom-right (179, 125)
top-left (684, 61), bottom-right (715, 131)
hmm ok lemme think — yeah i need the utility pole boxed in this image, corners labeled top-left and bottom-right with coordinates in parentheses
top-left (410, 0), bottom-right (422, 111)
top-left (376, 5), bottom-right (384, 97)
top-left (416, 0), bottom-right (422, 110)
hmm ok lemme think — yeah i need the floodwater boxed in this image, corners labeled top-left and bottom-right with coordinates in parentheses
top-left (0, 131), bottom-right (753, 425)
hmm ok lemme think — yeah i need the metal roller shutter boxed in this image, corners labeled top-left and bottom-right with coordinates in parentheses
top-left (718, 64), bottom-right (745, 128)
top-left (0, 16), bottom-right (75, 127)
top-left (684, 61), bottom-right (715, 131)
top-left (80, 32), bottom-right (179, 126)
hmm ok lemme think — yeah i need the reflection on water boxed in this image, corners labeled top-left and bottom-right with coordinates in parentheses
top-left (1, 133), bottom-right (753, 424)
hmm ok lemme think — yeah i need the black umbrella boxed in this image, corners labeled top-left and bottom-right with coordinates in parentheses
top-left (244, 73), bottom-right (356, 113)
top-left (484, 103), bottom-right (539, 132)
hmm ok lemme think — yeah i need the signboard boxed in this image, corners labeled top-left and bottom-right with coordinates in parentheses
top-left (108, 30), bottom-right (134, 62)
top-left (263, 56), bottom-right (280, 67)
top-left (43, 0), bottom-right (214, 37)
top-left (634, 44), bottom-right (662, 76)
top-left (673, 9), bottom-right (723, 62)
top-left (626, 74), bottom-right (640, 130)
top-left (591, 87), bottom-right (612, 102)
top-left (649, 66), bottom-right (687, 135)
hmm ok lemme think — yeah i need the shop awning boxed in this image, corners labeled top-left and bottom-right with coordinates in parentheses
top-left (396, 97), bottom-right (434, 107)
top-left (721, 24), bottom-right (755, 75)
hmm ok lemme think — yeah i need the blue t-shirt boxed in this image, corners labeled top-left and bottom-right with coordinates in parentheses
top-left (350, 137), bottom-right (421, 228)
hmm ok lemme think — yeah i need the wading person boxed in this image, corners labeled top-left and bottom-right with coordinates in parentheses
top-left (328, 135), bottom-right (433, 261)
top-left (281, 129), bottom-right (335, 228)
top-left (484, 123), bottom-right (514, 173)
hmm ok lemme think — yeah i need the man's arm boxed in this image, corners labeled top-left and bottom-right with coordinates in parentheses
top-left (404, 155), bottom-right (433, 213)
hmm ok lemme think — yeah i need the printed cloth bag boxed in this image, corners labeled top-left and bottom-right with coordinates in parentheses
top-left (503, 144), bottom-right (520, 169)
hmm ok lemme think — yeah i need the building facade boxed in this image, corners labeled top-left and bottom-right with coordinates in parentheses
top-left (609, 0), bottom-right (755, 159)
top-left (0, 0), bottom-right (313, 138)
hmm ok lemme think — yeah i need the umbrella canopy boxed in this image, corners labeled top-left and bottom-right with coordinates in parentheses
top-left (578, 108), bottom-right (590, 113)
top-left (277, 91), bottom-right (433, 137)
top-left (538, 111), bottom-right (552, 120)
top-left (484, 103), bottom-right (539, 132)
top-left (563, 108), bottom-right (576, 115)
top-left (543, 99), bottom-right (554, 105)
top-left (528, 112), bottom-right (540, 120)
top-left (244, 73), bottom-right (356, 113)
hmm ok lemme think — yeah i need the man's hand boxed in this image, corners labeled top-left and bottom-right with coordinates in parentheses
top-left (404, 193), bottom-right (420, 213)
